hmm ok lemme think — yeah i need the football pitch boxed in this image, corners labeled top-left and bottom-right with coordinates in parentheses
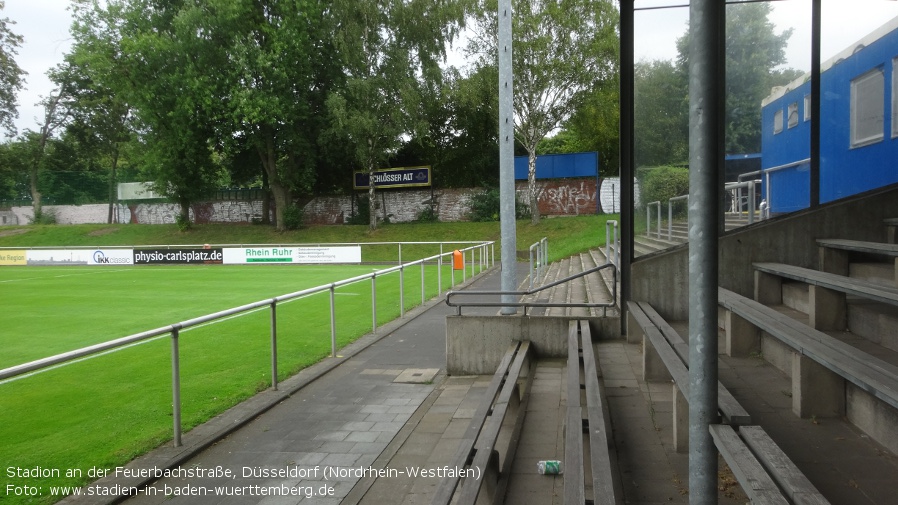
top-left (0, 261), bottom-right (471, 502)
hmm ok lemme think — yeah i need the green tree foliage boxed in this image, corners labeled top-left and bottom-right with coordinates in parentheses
top-left (637, 165), bottom-right (689, 209)
top-left (61, 1), bottom-right (136, 223)
top-left (634, 59), bottom-right (688, 167)
top-left (469, 0), bottom-right (618, 224)
top-left (546, 75), bottom-right (620, 176)
top-left (211, 0), bottom-right (333, 230)
top-left (325, 0), bottom-right (466, 231)
top-left (0, 1), bottom-right (25, 137)
top-left (393, 64), bottom-right (501, 189)
top-left (677, 2), bottom-right (796, 154)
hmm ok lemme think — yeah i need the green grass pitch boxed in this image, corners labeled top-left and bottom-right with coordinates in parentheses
top-left (0, 261), bottom-right (471, 503)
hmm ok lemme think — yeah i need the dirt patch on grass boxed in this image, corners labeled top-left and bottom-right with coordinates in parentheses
top-left (0, 228), bottom-right (29, 238)
top-left (87, 227), bottom-right (119, 237)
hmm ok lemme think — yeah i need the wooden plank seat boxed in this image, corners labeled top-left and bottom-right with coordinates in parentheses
top-left (754, 262), bottom-right (898, 307)
top-left (816, 238), bottom-right (898, 257)
top-left (718, 287), bottom-right (898, 418)
top-left (816, 239), bottom-right (898, 281)
top-left (565, 320), bottom-right (622, 505)
top-left (710, 424), bottom-right (830, 505)
top-left (626, 301), bottom-right (751, 452)
top-left (431, 341), bottom-right (533, 505)
top-left (752, 262), bottom-right (898, 332)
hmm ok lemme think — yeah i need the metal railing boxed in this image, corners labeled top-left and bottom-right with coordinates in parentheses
top-left (739, 158), bottom-right (810, 218)
top-left (646, 201), bottom-right (662, 238)
top-left (667, 195), bottom-right (689, 240)
top-left (445, 262), bottom-right (618, 316)
top-left (528, 237), bottom-right (548, 290)
top-left (725, 179), bottom-right (761, 224)
top-left (0, 241), bottom-right (494, 447)
top-left (605, 220), bottom-right (619, 269)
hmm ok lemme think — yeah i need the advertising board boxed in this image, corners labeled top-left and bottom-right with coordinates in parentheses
top-left (223, 246), bottom-right (362, 265)
top-left (26, 249), bottom-right (134, 266)
top-left (0, 250), bottom-right (27, 266)
top-left (134, 248), bottom-right (224, 265)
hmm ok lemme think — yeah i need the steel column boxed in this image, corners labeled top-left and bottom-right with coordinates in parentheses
top-left (498, 0), bottom-right (517, 314)
top-left (270, 302), bottom-right (278, 391)
top-left (687, 0), bottom-right (723, 501)
top-left (619, 0), bottom-right (635, 335)
top-left (170, 326), bottom-right (182, 448)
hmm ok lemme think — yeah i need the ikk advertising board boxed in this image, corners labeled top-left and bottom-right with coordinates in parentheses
top-left (222, 246), bottom-right (362, 264)
top-left (25, 249), bottom-right (135, 266)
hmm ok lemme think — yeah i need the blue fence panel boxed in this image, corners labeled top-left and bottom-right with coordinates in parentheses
top-left (514, 152), bottom-right (599, 180)
top-left (765, 162), bottom-right (811, 214)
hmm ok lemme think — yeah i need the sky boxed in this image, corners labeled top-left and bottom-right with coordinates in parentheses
top-left (4, 0), bottom-right (898, 138)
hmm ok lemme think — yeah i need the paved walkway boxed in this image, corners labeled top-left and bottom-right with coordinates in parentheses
top-left (62, 265), bottom-right (516, 505)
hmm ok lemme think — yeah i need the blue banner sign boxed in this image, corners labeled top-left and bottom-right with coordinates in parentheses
top-left (353, 166), bottom-right (431, 189)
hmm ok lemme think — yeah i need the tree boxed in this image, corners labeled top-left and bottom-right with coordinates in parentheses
top-left (677, 2), bottom-right (796, 154)
top-left (209, 0), bottom-right (335, 230)
top-left (0, 1), bottom-right (25, 137)
top-left (469, 0), bottom-right (618, 224)
top-left (63, 0), bottom-right (136, 223)
top-left (547, 74), bottom-right (621, 176)
top-left (633, 59), bottom-right (688, 167)
top-left (325, 0), bottom-right (466, 231)
top-left (24, 86), bottom-right (71, 221)
top-left (98, 0), bottom-right (230, 227)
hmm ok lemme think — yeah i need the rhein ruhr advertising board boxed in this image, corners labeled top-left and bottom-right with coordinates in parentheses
top-left (353, 166), bottom-right (431, 190)
top-left (222, 246), bottom-right (362, 265)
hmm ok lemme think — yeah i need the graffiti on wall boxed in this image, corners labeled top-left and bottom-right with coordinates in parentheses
top-left (532, 180), bottom-right (598, 216)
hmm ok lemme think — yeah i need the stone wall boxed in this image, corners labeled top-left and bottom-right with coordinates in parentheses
top-left (7, 178), bottom-right (626, 226)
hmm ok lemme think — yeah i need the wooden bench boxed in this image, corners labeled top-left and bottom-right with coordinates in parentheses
top-left (817, 239), bottom-right (898, 281)
top-left (565, 320), bottom-right (622, 505)
top-left (718, 287), bottom-right (898, 417)
top-left (431, 340), bottom-right (533, 505)
top-left (710, 424), bottom-right (830, 505)
top-left (627, 301), bottom-right (750, 452)
top-left (753, 262), bottom-right (898, 331)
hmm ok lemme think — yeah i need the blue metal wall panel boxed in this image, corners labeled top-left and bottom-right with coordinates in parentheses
top-left (761, 20), bottom-right (898, 212)
top-left (514, 152), bottom-right (599, 180)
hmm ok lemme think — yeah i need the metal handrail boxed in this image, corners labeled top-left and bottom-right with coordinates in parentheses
top-left (667, 194), bottom-right (689, 240)
top-left (646, 201), bottom-right (662, 238)
top-left (605, 220), bottom-right (619, 269)
top-left (528, 237), bottom-right (548, 290)
top-left (445, 262), bottom-right (618, 316)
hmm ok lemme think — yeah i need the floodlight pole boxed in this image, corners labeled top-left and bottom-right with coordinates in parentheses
top-left (498, 0), bottom-right (517, 314)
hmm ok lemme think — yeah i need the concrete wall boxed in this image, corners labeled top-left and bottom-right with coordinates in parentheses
top-left (446, 315), bottom-right (621, 375)
top-left (632, 184), bottom-right (898, 320)
top-left (6, 178), bottom-right (629, 226)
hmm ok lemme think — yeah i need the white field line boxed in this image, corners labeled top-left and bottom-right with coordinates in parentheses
top-left (0, 280), bottom-right (375, 386)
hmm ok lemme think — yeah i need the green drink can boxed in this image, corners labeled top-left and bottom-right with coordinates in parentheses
top-left (537, 460), bottom-right (562, 475)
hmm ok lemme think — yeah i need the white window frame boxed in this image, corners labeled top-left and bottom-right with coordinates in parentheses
top-left (773, 109), bottom-right (783, 135)
top-left (788, 102), bottom-right (799, 129)
top-left (804, 94), bottom-right (811, 122)
top-left (893, 58), bottom-right (897, 139)
top-left (850, 67), bottom-right (885, 148)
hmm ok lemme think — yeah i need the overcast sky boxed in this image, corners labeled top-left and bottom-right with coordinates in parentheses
top-left (4, 0), bottom-right (898, 139)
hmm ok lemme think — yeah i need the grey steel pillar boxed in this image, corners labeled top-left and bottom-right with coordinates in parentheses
top-left (619, 0), bottom-right (634, 335)
top-left (810, 0), bottom-right (821, 208)
top-left (498, 0), bottom-right (517, 314)
top-left (687, 0), bottom-right (722, 502)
